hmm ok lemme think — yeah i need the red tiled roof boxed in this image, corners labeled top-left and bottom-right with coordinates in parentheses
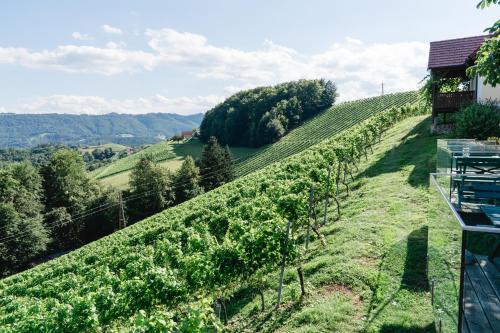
top-left (428, 35), bottom-right (488, 69)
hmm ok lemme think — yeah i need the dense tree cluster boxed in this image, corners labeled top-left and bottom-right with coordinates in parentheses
top-left (199, 79), bottom-right (337, 147)
top-left (0, 144), bottom-right (66, 168)
top-left (127, 136), bottom-right (232, 218)
top-left (0, 137), bottom-right (233, 277)
top-left (82, 147), bottom-right (129, 171)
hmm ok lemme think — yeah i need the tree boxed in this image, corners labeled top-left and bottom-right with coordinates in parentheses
top-left (41, 150), bottom-right (99, 216)
top-left (0, 163), bottom-right (49, 276)
top-left (44, 207), bottom-right (76, 250)
top-left (174, 156), bottom-right (203, 204)
top-left (222, 145), bottom-right (234, 183)
top-left (467, 0), bottom-right (500, 86)
top-left (82, 188), bottom-right (122, 242)
top-left (129, 154), bottom-right (175, 220)
top-left (199, 79), bottom-right (337, 147)
top-left (199, 137), bottom-right (233, 191)
top-left (40, 150), bottom-right (99, 250)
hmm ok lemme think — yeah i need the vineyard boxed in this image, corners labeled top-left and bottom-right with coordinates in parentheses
top-left (0, 96), bottom-right (427, 331)
top-left (233, 91), bottom-right (419, 177)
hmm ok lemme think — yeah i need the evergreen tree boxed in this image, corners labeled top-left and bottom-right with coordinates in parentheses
top-left (199, 137), bottom-right (233, 191)
top-left (222, 145), bottom-right (234, 182)
top-left (129, 154), bottom-right (175, 220)
top-left (174, 156), bottom-right (202, 204)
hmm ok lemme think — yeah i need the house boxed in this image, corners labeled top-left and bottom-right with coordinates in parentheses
top-left (181, 130), bottom-right (193, 139)
top-left (427, 35), bottom-right (500, 125)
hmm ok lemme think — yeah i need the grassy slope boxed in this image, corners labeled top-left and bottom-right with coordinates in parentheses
top-left (94, 139), bottom-right (259, 189)
top-left (226, 115), bottom-right (444, 333)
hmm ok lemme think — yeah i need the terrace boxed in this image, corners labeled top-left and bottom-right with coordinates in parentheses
top-left (431, 139), bottom-right (500, 332)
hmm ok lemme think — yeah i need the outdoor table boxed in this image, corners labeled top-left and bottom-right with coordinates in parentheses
top-left (455, 156), bottom-right (500, 175)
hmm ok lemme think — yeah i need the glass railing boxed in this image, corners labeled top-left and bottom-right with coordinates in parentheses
top-left (429, 173), bottom-right (500, 332)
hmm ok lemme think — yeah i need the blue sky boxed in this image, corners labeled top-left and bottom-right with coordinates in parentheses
top-left (0, 0), bottom-right (498, 115)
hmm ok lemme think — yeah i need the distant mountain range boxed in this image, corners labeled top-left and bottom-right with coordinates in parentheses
top-left (0, 113), bottom-right (204, 148)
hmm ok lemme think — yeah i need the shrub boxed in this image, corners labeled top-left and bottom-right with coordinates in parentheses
top-left (454, 101), bottom-right (500, 139)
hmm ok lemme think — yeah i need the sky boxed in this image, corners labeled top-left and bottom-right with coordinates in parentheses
top-left (0, 0), bottom-right (498, 115)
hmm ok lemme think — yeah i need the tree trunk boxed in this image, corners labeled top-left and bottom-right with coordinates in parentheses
top-left (297, 266), bottom-right (306, 296)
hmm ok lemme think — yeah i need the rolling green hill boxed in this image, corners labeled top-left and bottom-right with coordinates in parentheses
top-left (0, 97), bottom-right (434, 332)
top-left (93, 91), bottom-right (419, 189)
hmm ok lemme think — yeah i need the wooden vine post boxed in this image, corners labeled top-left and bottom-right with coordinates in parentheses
top-left (323, 166), bottom-right (332, 226)
top-left (276, 220), bottom-right (292, 309)
top-left (305, 188), bottom-right (313, 251)
top-left (335, 161), bottom-right (341, 196)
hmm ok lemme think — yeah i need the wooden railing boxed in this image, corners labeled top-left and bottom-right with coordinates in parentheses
top-left (434, 91), bottom-right (475, 112)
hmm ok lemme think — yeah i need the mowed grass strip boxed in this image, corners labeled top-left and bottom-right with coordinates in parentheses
top-left (226, 115), bottom-right (443, 333)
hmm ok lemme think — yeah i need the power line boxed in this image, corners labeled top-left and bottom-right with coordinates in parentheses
top-left (0, 158), bottom-right (247, 244)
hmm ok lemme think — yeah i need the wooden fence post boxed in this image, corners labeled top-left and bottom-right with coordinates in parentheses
top-left (276, 220), bottom-right (292, 309)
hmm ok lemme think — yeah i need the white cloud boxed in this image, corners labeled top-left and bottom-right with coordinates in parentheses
top-left (71, 32), bottom-right (93, 41)
top-left (102, 24), bottom-right (123, 35)
top-left (106, 41), bottom-right (126, 49)
top-left (0, 28), bottom-right (429, 101)
top-left (5, 94), bottom-right (224, 115)
top-left (345, 36), bottom-right (363, 45)
top-left (0, 45), bottom-right (156, 75)
top-left (144, 29), bottom-right (428, 100)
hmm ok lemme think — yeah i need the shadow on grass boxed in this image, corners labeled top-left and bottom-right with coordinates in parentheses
top-left (365, 226), bottom-right (432, 329)
top-left (358, 117), bottom-right (444, 188)
top-left (402, 226), bottom-right (429, 291)
top-left (239, 300), bottom-right (305, 333)
top-left (379, 323), bottom-right (437, 333)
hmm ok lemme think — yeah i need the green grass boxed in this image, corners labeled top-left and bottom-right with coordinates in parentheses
top-left (225, 115), bottom-right (447, 332)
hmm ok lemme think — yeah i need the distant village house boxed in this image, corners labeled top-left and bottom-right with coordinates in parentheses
top-left (181, 130), bottom-right (193, 139)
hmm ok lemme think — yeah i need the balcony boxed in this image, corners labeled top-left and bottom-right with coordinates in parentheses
top-left (433, 91), bottom-right (476, 115)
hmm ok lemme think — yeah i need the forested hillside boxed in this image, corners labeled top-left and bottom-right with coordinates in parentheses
top-left (199, 79), bottom-right (337, 147)
top-left (0, 113), bottom-right (204, 148)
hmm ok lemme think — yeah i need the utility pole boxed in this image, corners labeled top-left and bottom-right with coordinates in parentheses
top-left (118, 191), bottom-right (126, 229)
top-left (381, 80), bottom-right (384, 96)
